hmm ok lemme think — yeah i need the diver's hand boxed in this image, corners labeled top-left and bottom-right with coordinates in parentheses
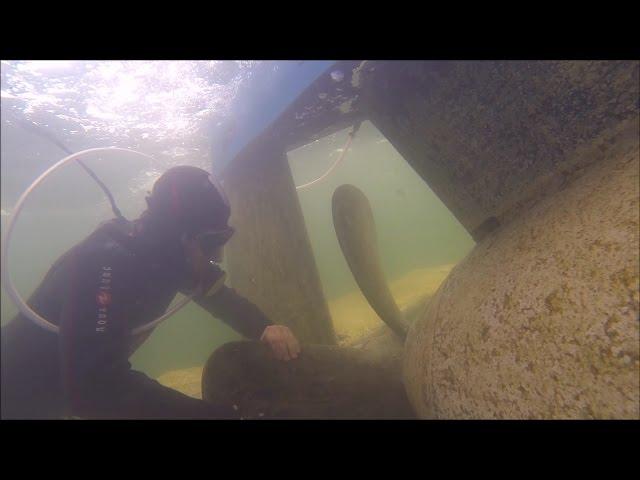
top-left (260, 325), bottom-right (301, 361)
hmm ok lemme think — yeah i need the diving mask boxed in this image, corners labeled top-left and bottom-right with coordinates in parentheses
top-left (195, 226), bottom-right (235, 259)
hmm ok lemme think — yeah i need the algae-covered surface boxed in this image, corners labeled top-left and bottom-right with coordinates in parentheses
top-left (201, 341), bottom-right (415, 419)
top-left (404, 144), bottom-right (640, 419)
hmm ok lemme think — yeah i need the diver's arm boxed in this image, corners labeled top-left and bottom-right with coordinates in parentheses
top-left (58, 248), bottom-right (237, 419)
top-left (189, 264), bottom-right (302, 361)
top-left (193, 283), bottom-right (274, 340)
top-left (188, 263), bottom-right (273, 340)
top-left (192, 270), bottom-right (301, 361)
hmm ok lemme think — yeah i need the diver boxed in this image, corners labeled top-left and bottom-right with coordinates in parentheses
top-left (0, 165), bottom-right (301, 419)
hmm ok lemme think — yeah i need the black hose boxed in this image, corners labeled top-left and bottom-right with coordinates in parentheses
top-left (16, 119), bottom-right (125, 220)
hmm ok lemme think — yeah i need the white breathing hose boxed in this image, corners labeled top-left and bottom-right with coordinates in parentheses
top-left (1, 147), bottom-right (196, 336)
top-left (295, 124), bottom-right (359, 191)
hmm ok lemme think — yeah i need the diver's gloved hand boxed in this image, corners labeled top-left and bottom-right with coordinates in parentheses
top-left (260, 325), bottom-right (301, 361)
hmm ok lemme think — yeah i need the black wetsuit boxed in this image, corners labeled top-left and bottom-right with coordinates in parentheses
top-left (0, 218), bottom-right (272, 419)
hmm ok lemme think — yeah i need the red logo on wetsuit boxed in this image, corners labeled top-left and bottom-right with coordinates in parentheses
top-left (97, 291), bottom-right (112, 307)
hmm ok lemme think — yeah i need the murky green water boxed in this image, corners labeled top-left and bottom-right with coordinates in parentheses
top-left (1, 61), bottom-right (474, 379)
top-left (290, 121), bottom-right (474, 301)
